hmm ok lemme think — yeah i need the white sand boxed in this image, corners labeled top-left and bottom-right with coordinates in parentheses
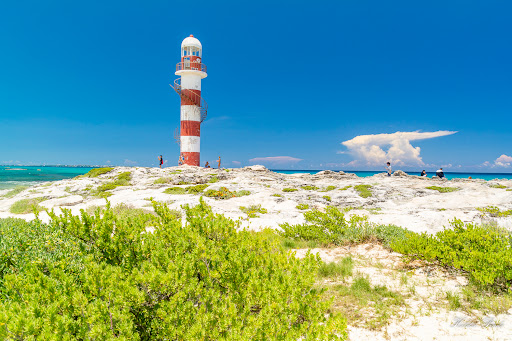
top-left (1, 165), bottom-right (511, 340)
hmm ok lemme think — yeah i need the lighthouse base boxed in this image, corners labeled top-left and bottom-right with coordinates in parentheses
top-left (182, 152), bottom-right (200, 166)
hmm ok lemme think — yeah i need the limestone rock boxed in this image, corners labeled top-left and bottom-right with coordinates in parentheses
top-left (243, 165), bottom-right (268, 172)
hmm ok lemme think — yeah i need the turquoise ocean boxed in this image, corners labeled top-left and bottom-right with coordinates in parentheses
top-left (1, 166), bottom-right (512, 190)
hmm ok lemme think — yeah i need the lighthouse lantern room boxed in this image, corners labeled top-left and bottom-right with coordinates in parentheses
top-left (172, 35), bottom-right (208, 166)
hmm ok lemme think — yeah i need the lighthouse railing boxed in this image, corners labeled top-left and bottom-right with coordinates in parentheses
top-left (171, 78), bottom-right (208, 123)
top-left (176, 62), bottom-right (207, 73)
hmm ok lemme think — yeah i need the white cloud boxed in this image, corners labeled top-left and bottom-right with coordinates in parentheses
top-left (341, 131), bottom-right (457, 166)
top-left (495, 154), bottom-right (512, 167)
top-left (232, 160), bottom-right (241, 165)
top-left (124, 159), bottom-right (138, 166)
top-left (248, 156), bottom-right (302, 165)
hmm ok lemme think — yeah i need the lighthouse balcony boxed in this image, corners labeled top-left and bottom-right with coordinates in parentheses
top-left (176, 62), bottom-right (207, 73)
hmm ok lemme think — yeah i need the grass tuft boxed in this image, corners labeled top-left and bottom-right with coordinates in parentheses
top-left (2, 185), bottom-right (29, 198)
top-left (80, 167), bottom-right (114, 178)
top-left (425, 186), bottom-right (459, 193)
top-left (10, 198), bottom-right (45, 214)
top-left (317, 257), bottom-right (353, 279)
top-left (282, 188), bottom-right (298, 192)
top-left (354, 184), bottom-right (372, 198)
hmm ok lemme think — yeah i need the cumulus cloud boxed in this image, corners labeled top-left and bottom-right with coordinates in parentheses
top-left (495, 154), bottom-right (512, 167)
top-left (232, 160), bottom-right (241, 165)
top-left (124, 159), bottom-right (138, 166)
top-left (249, 156), bottom-right (302, 165)
top-left (341, 131), bottom-right (457, 166)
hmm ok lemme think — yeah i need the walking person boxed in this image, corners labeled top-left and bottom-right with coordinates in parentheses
top-left (158, 155), bottom-right (164, 168)
top-left (385, 162), bottom-right (392, 176)
top-left (217, 156), bottom-right (221, 169)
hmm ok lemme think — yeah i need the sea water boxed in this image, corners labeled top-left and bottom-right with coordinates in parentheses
top-left (0, 166), bottom-right (93, 190)
top-left (272, 170), bottom-right (512, 181)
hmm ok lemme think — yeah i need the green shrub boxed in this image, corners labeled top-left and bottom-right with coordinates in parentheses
top-left (186, 184), bottom-right (209, 194)
top-left (2, 185), bottom-right (29, 198)
top-left (339, 186), bottom-right (352, 191)
top-left (272, 193), bottom-right (282, 197)
top-left (93, 172), bottom-right (132, 197)
top-left (354, 185), bottom-right (372, 198)
top-left (296, 203), bottom-right (309, 210)
top-left (239, 205), bottom-right (268, 218)
top-left (476, 206), bottom-right (512, 217)
top-left (208, 175), bottom-right (219, 183)
top-left (301, 185), bottom-right (319, 191)
top-left (318, 257), bottom-right (353, 279)
top-left (323, 195), bottom-right (332, 202)
top-left (164, 187), bottom-right (187, 194)
top-left (0, 199), bottom-right (346, 340)
top-left (282, 188), bottom-right (298, 192)
top-left (178, 181), bottom-right (190, 185)
top-left (489, 184), bottom-right (507, 189)
top-left (154, 177), bottom-right (172, 184)
top-left (320, 186), bottom-right (337, 192)
top-left (280, 206), bottom-right (409, 248)
top-left (9, 198), bottom-right (45, 214)
top-left (80, 167), bottom-right (114, 178)
top-left (236, 190), bottom-right (251, 197)
top-left (391, 220), bottom-right (512, 290)
top-left (425, 186), bottom-right (459, 193)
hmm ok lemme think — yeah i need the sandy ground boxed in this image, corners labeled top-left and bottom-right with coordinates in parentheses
top-left (1, 165), bottom-right (511, 340)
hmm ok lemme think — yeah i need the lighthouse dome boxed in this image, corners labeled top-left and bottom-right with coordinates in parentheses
top-left (181, 35), bottom-right (202, 49)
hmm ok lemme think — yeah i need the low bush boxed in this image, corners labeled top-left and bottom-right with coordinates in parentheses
top-left (425, 186), bottom-right (459, 193)
top-left (318, 257), bottom-right (353, 279)
top-left (204, 187), bottom-right (250, 200)
top-left (489, 184), bottom-right (507, 189)
top-left (80, 167), bottom-right (114, 178)
top-left (354, 185), bottom-right (372, 198)
top-left (239, 204), bottom-right (268, 218)
top-left (282, 188), bottom-right (298, 192)
top-left (280, 206), bottom-right (409, 248)
top-left (323, 195), bottom-right (332, 202)
top-left (391, 220), bottom-right (512, 290)
top-left (93, 172), bottom-right (132, 197)
top-left (476, 206), bottom-right (512, 217)
top-left (2, 185), bottom-right (29, 198)
top-left (272, 193), bottom-right (282, 197)
top-left (208, 175), bottom-right (219, 183)
top-left (301, 185), bottom-right (319, 191)
top-left (320, 186), bottom-right (337, 192)
top-left (339, 186), bottom-right (352, 191)
top-left (296, 203), bottom-right (309, 210)
top-left (164, 187), bottom-right (187, 194)
top-left (9, 198), bottom-right (45, 214)
top-left (0, 199), bottom-right (346, 339)
top-left (154, 177), bottom-right (172, 184)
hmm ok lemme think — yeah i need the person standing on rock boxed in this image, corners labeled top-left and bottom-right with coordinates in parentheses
top-left (386, 162), bottom-right (392, 176)
top-left (178, 155), bottom-right (184, 166)
top-left (217, 156), bottom-right (221, 169)
top-left (158, 155), bottom-right (164, 168)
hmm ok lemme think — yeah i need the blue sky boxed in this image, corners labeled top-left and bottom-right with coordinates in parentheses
top-left (1, 0), bottom-right (511, 171)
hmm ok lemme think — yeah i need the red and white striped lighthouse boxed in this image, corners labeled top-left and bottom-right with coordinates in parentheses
top-left (171, 35), bottom-right (208, 166)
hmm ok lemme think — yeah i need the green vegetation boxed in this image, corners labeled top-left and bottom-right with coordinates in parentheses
top-left (301, 185), bottom-right (319, 191)
top-left (272, 193), bottom-right (282, 197)
top-left (354, 184), bottom-right (372, 198)
top-left (153, 177), bottom-right (172, 184)
top-left (327, 275), bottom-right (405, 330)
top-left (317, 256), bottom-right (353, 279)
top-left (489, 184), bottom-right (507, 189)
top-left (239, 204), bottom-right (268, 218)
top-left (0, 199), bottom-right (346, 340)
top-left (425, 186), bottom-right (459, 193)
top-left (282, 188), bottom-right (298, 192)
top-left (476, 206), bottom-right (512, 217)
top-left (339, 185), bottom-right (352, 191)
top-left (203, 187), bottom-right (251, 199)
top-left (323, 195), bottom-right (332, 202)
top-left (296, 203), bottom-right (310, 210)
top-left (164, 184), bottom-right (209, 195)
top-left (280, 207), bottom-right (408, 247)
top-left (2, 185), bottom-right (29, 198)
top-left (9, 197), bottom-right (45, 214)
top-left (208, 175), bottom-right (219, 183)
top-left (93, 172), bottom-right (132, 197)
top-left (80, 167), bottom-right (114, 178)
top-left (320, 186), bottom-right (337, 192)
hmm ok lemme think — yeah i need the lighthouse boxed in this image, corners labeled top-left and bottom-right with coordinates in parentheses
top-left (171, 35), bottom-right (208, 166)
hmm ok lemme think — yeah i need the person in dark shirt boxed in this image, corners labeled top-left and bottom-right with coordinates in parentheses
top-left (158, 155), bottom-right (163, 168)
top-left (436, 168), bottom-right (445, 178)
top-left (420, 170), bottom-right (427, 177)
